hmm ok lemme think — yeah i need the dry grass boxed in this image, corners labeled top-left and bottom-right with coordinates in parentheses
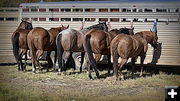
top-left (0, 65), bottom-right (180, 101)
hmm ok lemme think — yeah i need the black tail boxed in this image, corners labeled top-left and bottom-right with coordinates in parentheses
top-left (12, 32), bottom-right (20, 62)
top-left (85, 35), bottom-right (97, 68)
top-left (11, 32), bottom-right (22, 70)
top-left (56, 33), bottom-right (64, 71)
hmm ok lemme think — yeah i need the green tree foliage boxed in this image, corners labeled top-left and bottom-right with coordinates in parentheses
top-left (0, 0), bottom-right (94, 7)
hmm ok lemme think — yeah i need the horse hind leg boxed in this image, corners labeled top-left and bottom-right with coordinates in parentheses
top-left (62, 51), bottom-right (72, 74)
top-left (118, 58), bottom-right (127, 80)
top-left (53, 49), bottom-right (57, 70)
top-left (131, 57), bottom-right (136, 78)
top-left (16, 57), bottom-right (21, 71)
top-left (80, 52), bottom-right (85, 73)
top-left (36, 49), bottom-right (44, 71)
top-left (30, 49), bottom-right (37, 73)
top-left (107, 55), bottom-right (111, 74)
top-left (17, 49), bottom-right (24, 71)
top-left (20, 49), bottom-right (27, 71)
top-left (24, 50), bottom-right (28, 71)
top-left (140, 54), bottom-right (146, 76)
top-left (46, 51), bottom-right (53, 72)
top-left (112, 53), bottom-right (119, 80)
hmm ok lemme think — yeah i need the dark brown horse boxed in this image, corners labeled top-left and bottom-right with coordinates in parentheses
top-left (27, 25), bottom-right (69, 73)
top-left (110, 31), bottom-right (158, 80)
top-left (11, 19), bottom-right (33, 71)
top-left (56, 22), bottom-right (108, 73)
top-left (84, 28), bottom-right (134, 79)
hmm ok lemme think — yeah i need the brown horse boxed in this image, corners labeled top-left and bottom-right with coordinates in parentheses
top-left (136, 31), bottom-right (158, 48)
top-left (11, 19), bottom-right (33, 71)
top-left (56, 22), bottom-right (108, 73)
top-left (84, 28), bottom-right (134, 79)
top-left (110, 31), bottom-right (158, 80)
top-left (27, 25), bottom-right (69, 73)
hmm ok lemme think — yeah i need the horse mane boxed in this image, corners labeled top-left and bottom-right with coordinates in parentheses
top-left (109, 29), bottom-right (121, 34)
top-left (119, 28), bottom-right (130, 34)
top-left (135, 32), bottom-right (144, 38)
top-left (110, 28), bottom-right (132, 35)
top-left (86, 22), bottom-right (107, 31)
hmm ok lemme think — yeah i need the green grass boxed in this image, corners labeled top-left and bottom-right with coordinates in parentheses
top-left (0, 65), bottom-right (180, 101)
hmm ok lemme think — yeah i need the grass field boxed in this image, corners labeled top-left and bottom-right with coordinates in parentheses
top-left (0, 65), bottom-right (180, 101)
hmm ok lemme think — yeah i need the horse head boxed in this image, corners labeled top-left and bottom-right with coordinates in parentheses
top-left (18, 19), bottom-right (33, 30)
top-left (99, 21), bottom-right (108, 32)
top-left (86, 21), bottom-right (108, 32)
top-left (60, 24), bottom-right (69, 31)
top-left (151, 32), bottom-right (158, 49)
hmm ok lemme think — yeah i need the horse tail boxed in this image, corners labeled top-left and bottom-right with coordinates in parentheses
top-left (11, 32), bottom-right (20, 63)
top-left (56, 33), bottom-right (63, 71)
top-left (85, 34), bottom-right (97, 68)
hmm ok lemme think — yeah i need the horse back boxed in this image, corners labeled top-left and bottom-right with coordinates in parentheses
top-left (86, 29), bottom-right (109, 54)
top-left (60, 29), bottom-right (79, 51)
top-left (135, 31), bottom-right (156, 44)
top-left (113, 34), bottom-right (146, 58)
top-left (12, 29), bottom-right (30, 49)
top-left (27, 27), bottom-right (50, 50)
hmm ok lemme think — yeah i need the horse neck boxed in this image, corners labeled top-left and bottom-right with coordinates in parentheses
top-left (50, 27), bottom-right (62, 34)
top-left (87, 24), bottom-right (107, 31)
top-left (47, 29), bottom-right (58, 40)
top-left (109, 29), bottom-right (125, 39)
top-left (80, 28), bottom-right (89, 35)
top-left (135, 31), bottom-right (154, 44)
top-left (17, 24), bottom-right (26, 29)
top-left (56, 27), bottom-right (63, 32)
top-left (109, 32), bottom-right (118, 40)
top-left (106, 32), bottom-right (115, 47)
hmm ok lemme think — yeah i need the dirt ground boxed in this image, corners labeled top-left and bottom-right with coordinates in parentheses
top-left (0, 65), bottom-right (180, 101)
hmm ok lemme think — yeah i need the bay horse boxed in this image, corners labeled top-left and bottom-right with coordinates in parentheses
top-left (11, 19), bottom-right (33, 71)
top-left (84, 27), bottom-right (134, 79)
top-left (110, 31), bottom-right (158, 80)
top-left (27, 25), bottom-right (69, 73)
top-left (56, 22), bottom-right (108, 73)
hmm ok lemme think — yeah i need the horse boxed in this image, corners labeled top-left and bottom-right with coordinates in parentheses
top-left (56, 22), bottom-right (108, 73)
top-left (110, 31), bottom-right (158, 80)
top-left (11, 19), bottom-right (33, 71)
top-left (84, 27), bottom-right (134, 79)
top-left (27, 25), bottom-right (69, 73)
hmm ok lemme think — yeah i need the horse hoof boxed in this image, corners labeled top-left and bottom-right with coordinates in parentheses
top-left (120, 75), bottom-right (125, 81)
top-left (57, 72), bottom-right (61, 75)
top-left (33, 71), bottom-right (37, 74)
top-left (96, 73), bottom-right (100, 79)
top-left (88, 75), bottom-right (93, 80)
top-left (111, 76), bottom-right (118, 81)
top-left (107, 70), bottom-right (111, 74)
top-left (63, 72), bottom-right (67, 76)
top-left (140, 74), bottom-right (143, 77)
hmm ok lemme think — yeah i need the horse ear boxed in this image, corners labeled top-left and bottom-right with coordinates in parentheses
top-left (67, 24), bottom-right (69, 28)
top-left (27, 18), bottom-right (32, 23)
top-left (132, 27), bottom-right (134, 30)
top-left (21, 19), bottom-right (24, 22)
top-left (61, 24), bottom-right (64, 28)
